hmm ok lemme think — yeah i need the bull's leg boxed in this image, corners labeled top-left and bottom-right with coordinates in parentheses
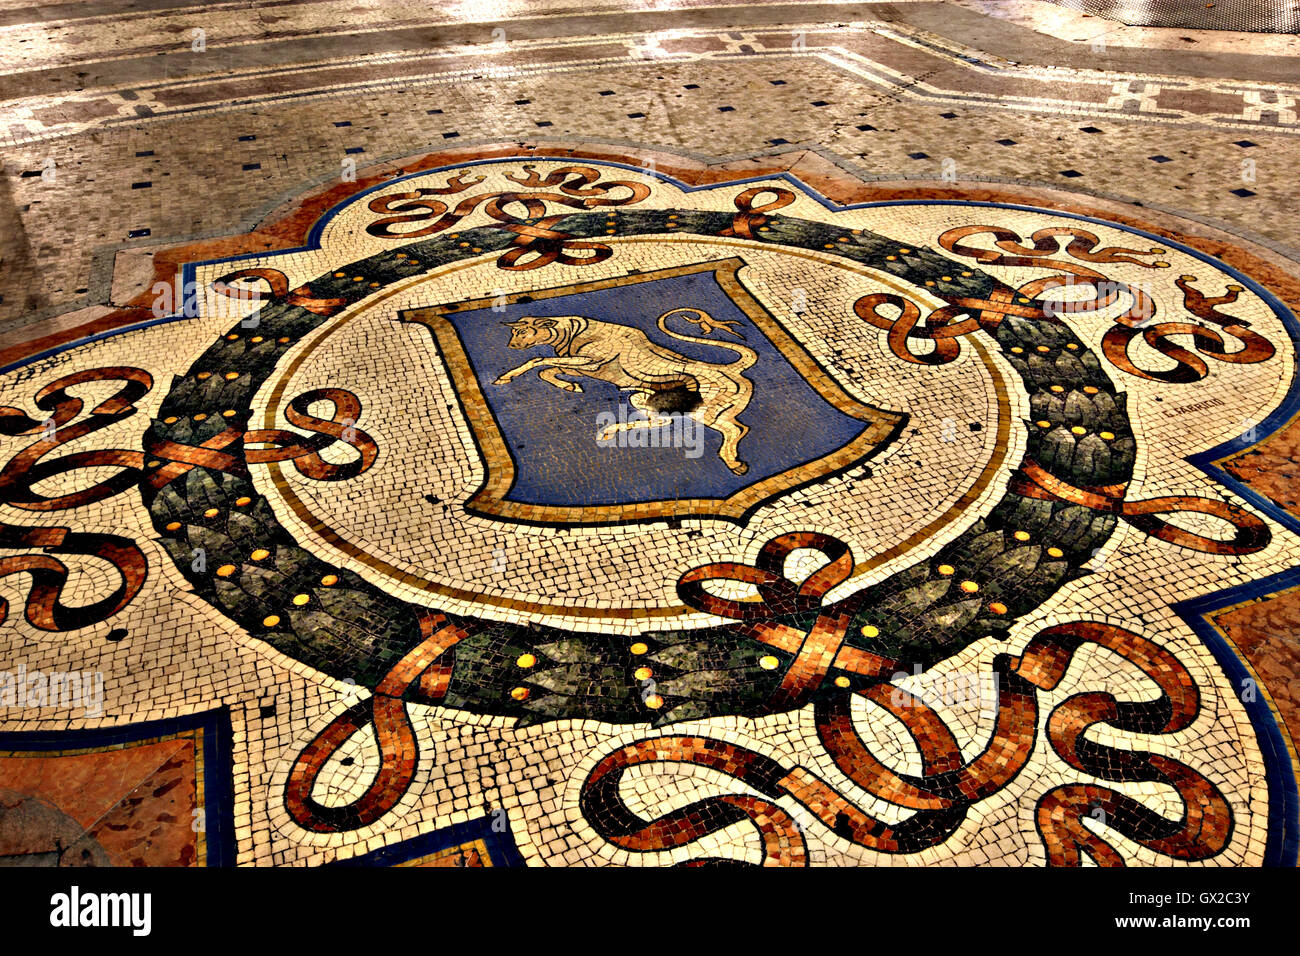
top-left (537, 367), bottom-right (583, 392)
top-left (693, 378), bottom-right (753, 474)
top-left (494, 356), bottom-right (600, 387)
top-left (708, 413), bottom-right (750, 474)
top-left (493, 357), bottom-right (544, 384)
top-left (596, 391), bottom-right (672, 442)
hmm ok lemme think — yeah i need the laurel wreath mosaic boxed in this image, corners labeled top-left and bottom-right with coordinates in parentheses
top-left (1, 151), bottom-right (1297, 867)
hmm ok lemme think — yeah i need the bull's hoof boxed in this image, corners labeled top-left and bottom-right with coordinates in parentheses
top-left (559, 382), bottom-right (583, 393)
top-left (729, 462), bottom-right (749, 475)
top-left (492, 375), bottom-right (512, 386)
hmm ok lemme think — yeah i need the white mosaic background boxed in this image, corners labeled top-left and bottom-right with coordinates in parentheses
top-left (1, 161), bottom-right (1295, 866)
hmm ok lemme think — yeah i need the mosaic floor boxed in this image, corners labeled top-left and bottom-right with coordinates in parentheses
top-left (1, 0), bottom-right (1298, 869)
top-left (1046, 0), bottom-right (1300, 34)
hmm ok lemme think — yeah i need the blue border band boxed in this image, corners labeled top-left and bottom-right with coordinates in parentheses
top-left (0, 706), bottom-right (238, 867)
top-left (328, 813), bottom-right (527, 867)
top-left (5, 155), bottom-right (1298, 866)
top-left (1174, 569), bottom-right (1300, 867)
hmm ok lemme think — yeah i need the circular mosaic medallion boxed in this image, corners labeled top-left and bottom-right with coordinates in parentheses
top-left (144, 159), bottom-right (1271, 730)
top-left (3, 148), bottom-right (1296, 865)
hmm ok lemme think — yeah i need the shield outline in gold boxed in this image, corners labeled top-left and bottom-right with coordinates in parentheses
top-left (401, 257), bottom-right (907, 526)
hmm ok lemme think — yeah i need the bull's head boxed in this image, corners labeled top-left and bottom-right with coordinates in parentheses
top-left (504, 315), bottom-right (558, 350)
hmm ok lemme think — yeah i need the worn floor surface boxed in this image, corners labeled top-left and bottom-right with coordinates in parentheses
top-left (0, 0), bottom-right (1297, 867)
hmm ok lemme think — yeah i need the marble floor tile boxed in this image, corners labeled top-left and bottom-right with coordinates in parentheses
top-left (0, 0), bottom-right (1297, 870)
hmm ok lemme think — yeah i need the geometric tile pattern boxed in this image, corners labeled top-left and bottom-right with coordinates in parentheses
top-left (2, 143), bottom-right (1297, 867)
top-left (4, 20), bottom-right (1300, 150)
top-left (0, 707), bottom-right (236, 866)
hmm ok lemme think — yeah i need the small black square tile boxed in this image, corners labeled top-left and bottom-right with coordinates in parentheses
top-left (1148, 155), bottom-right (1172, 163)
top-left (1060, 170), bottom-right (1083, 178)
top-left (908, 151), bottom-right (929, 160)
top-left (132, 181), bottom-right (151, 189)
top-left (718, 106), bottom-right (735, 112)
top-left (334, 121), bottom-right (352, 127)
top-left (857, 123), bottom-right (876, 131)
top-left (442, 131), bottom-right (459, 138)
top-left (345, 146), bottom-right (364, 154)
top-left (1231, 188), bottom-right (1257, 197)
top-left (1080, 126), bottom-right (1103, 134)
top-left (996, 138), bottom-right (1016, 146)
top-left (242, 162), bottom-right (261, 171)
top-left (1234, 140), bottom-right (1258, 148)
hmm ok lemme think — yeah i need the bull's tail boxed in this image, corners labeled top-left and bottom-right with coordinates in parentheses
top-left (657, 308), bottom-right (759, 371)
